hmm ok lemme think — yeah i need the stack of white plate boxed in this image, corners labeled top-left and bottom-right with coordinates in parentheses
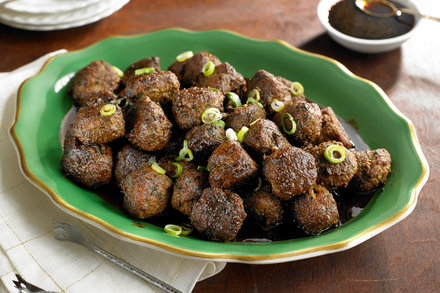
top-left (0, 0), bottom-right (129, 31)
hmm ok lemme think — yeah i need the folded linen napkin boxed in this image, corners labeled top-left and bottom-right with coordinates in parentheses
top-left (0, 51), bottom-right (226, 293)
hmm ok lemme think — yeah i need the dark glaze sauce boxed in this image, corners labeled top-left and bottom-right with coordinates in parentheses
top-left (329, 0), bottom-right (415, 40)
top-left (91, 116), bottom-right (378, 243)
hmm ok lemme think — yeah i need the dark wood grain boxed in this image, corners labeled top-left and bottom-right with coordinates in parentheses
top-left (1, 0), bottom-right (439, 292)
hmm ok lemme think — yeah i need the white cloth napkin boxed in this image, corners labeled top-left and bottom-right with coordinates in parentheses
top-left (0, 51), bottom-right (226, 293)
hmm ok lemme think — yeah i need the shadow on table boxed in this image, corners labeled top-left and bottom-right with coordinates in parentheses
top-left (299, 33), bottom-right (401, 92)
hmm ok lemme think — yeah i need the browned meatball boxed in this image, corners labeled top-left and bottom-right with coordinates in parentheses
top-left (350, 149), bottom-right (392, 191)
top-left (244, 119), bottom-right (291, 157)
top-left (61, 131), bottom-right (113, 188)
top-left (194, 62), bottom-right (246, 95)
top-left (68, 60), bottom-right (121, 107)
top-left (273, 101), bottom-right (322, 146)
top-left (156, 158), bottom-right (208, 217)
top-left (171, 87), bottom-right (225, 130)
top-left (246, 70), bottom-right (305, 113)
top-left (124, 70), bottom-right (180, 104)
top-left (308, 141), bottom-right (358, 190)
top-left (185, 123), bottom-right (226, 163)
top-left (263, 146), bottom-right (317, 200)
top-left (126, 96), bottom-right (172, 151)
top-left (245, 191), bottom-right (283, 227)
top-left (121, 162), bottom-right (173, 219)
top-left (168, 51), bottom-right (222, 88)
top-left (319, 107), bottom-right (354, 149)
top-left (70, 102), bottom-right (125, 145)
top-left (208, 141), bottom-right (258, 189)
top-left (114, 145), bottom-right (156, 184)
top-left (190, 187), bottom-right (246, 241)
top-left (120, 56), bottom-right (161, 86)
top-left (292, 185), bottom-right (340, 235)
top-left (225, 102), bottom-right (266, 132)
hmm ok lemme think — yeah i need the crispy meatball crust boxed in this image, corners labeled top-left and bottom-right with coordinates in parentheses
top-left (194, 62), bottom-right (246, 95)
top-left (171, 87), bottom-right (225, 130)
top-left (246, 70), bottom-right (305, 113)
top-left (319, 107), bottom-right (354, 149)
top-left (168, 51), bottom-right (222, 88)
top-left (121, 56), bottom-right (161, 86)
top-left (245, 191), bottom-right (283, 227)
top-left (208, 141), bottom-right (258, 189)
top-left (121, 162), bottom-right (173, 219)
top-left (68, 60), bottom-right (121, 107)
top-left (185, 123), bottom-right (226, 163)
top-left (125, 70), bottom-right (180, 104)
top-left (351, 149), bottom-right (391, 191)
top-left (244, 119), bottom-right (291, 156)
top-left (308, 141), bottom-right (358, 190)
top-left (263, 146), bottom-right (317, 200)
top-left (70, 102), bottom-right (125, 145)
top-left (292, 185), bottom-right (340, 235)
top-left (114, 145), bottom-right (156, 184)
top-left (225, 102), bottom-right (266, 132)
top-left (190, 187), bottom-right (246, 241)
top-left (273, 101), bottom-right (322, 146)
top-left (126, 96), bottom-right (172, 151)
top-left (61, 132), bottom-right (113, 188)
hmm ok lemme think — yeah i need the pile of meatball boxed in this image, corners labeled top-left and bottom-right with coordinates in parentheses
top-left (61, 51), bottom-right (392, 242)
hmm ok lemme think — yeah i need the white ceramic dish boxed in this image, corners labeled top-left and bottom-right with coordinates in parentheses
top-left (317, 0), bottom-right (420, 53)
top-left (2, 0), bottom-right (100, 14)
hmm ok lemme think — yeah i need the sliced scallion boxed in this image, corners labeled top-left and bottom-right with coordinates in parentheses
top-left (164, 224), bottom-right (182, 236)
top-left (197, 165), bottom-right (210, 172)
top-left (226, 92), bottom-right (242, 108)
top-left (112, 66), bottom-right (124, 77)
top-left (246, 97), bottom-right (264, 109)
top-left (249, 118), bottom-right (261, 126)
top-left (237, 126), bottom-right (249, 143)
top-left (212, 120), bottom-right (225, 128)
top-left (324, 144), bottom-right (346, 164)
top-left (148, 160), bottom-right (166, 175)
top-left (271, 99), bottom-right (285, 112)
top-left (225, 128), bottom-right (237, 141)
top-left (100, 104), bottom-right (116, 116)
top-left (247, 88), bottom-right (261, 101)
top-left (281, 113), bottom-right (296, 135)
top-left (290, 81), bottom-right (304, 96)
top-left (176, 51), bottom-right (193, 62)
top-left (135, 67), bottom-right (155, 75)
top-left (201, 108), bottom-right (222, 124)
top-left (175, 140), bottom-right (193, 162)
top-left (254, 177), bottom-right (262, 192)
top-left (170, 162), bottom-right (183, 178)
top-left (202, 61), bottom-right (215, 77)
top-left (179, 224), bottom-right (193, 236)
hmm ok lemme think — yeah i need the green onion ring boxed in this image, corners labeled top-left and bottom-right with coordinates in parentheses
top-left (271, 99), bottom-right (285, 112)
top-left (179, 224), bottom-right (193, 236)
top-left (247, 88), bottom-right (261, 101)
top-left (112, 66), bottom-right (124, 77)
top-left (226, 92), bottom-right (242, 107)
top-left (202, 61), bottom-right (215, 77)
top-left (148, 160), bottom-right (166, 175)
top-left (212, 120), bottom-right (225, 128)
top-left (176, 140), bottom-right (191, 161)
top-left (201, 108), bottom-right (222, 124)
top-left (324, 144), bottom-right (346, 164)
top-left (237, 126), bottom-right (249, 143)
top-left (225, 128), bottom-right (237, 141)
top-left (290, 81), bottom-right (304, 96)
top-left (170, 162), bottom-right (183, 178)
top-left (281, 113), bottom-right (296, 135)
top-left (164, 224), bottom-right (182, 236)
top-left (254, 177), bottom-right (262, 192)
top-left (197, 165), bottom-right (210, 172)
top-left (115, 97), bottom-right (129, 108)
top-left (246, 97), bottom-right (264, 109)
top-left (184, 148), bottom-right (194, 162)
top-left (176, 51), bottom-right (193, 62)
top-left (135, 67), bottom-right (155, 75)
top-left (100, 104), bottom-right (116, 116)
top-left (208, 87), bottom-right (220, 92)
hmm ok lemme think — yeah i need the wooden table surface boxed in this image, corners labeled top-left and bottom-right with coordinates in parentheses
top-left (1, 0), bottom-right (439, 292)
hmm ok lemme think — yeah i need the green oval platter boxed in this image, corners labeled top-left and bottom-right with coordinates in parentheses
top-left (10, 29), bottom-right (429, 263)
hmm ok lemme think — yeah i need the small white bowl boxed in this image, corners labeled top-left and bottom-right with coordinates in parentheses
top-left (317, 0), bottom-right (420, 53)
